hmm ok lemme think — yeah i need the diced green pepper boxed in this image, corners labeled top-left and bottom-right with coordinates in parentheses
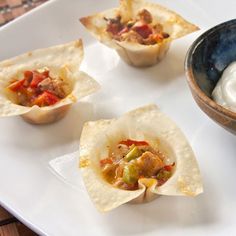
top-left (122, 164), bottom-right (139, 184)
top-left (125, 145), bottom-right (142, 162)
top-left (156, 170), bottom-right (172, 181)
top-left (127, 20), bottom-right (135, 28)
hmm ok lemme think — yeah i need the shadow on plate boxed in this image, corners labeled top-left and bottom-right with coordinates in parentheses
top-left (102, 186), bottom-right (218, 235)
top-left (7, 102), bottom-right (94, 152)
top-left (114, 40), bottom-right (189, 85)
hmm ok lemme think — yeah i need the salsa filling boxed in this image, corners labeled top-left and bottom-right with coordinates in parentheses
top-left (7, 69), bottom-right (69, 107)
top-left (104, 9), bottom-right (169, 45)
top-left (100, 139), bottom-right (174, 190)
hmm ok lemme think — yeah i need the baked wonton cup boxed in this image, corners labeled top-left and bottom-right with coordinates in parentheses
top-left (80, 0), bottom-right (199, 67)
top-left (79, 104), bottom-right (203, 212)
top-left (0, 40), bottom-right (100, 124)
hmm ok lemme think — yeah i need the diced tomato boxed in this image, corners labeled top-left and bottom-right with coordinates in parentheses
top-left (30, 71), bottom-right (47, 88)
top-left (164, 165), bottom-right (173, 171)
top-left (119, 139), bottom-right (149, 147)
top-left (100, 158), bottom-right (113, 167)
top-left (8, 69), bottom-right (63, 107)
top-left (33, 91), bottom-right (59, 106)
top-left (24, 71), bottom-right (33, 81)
top-left (107, 23), bottom-right (122, 35)
top-left (132, 22), bottom-right (152, 39)
top-left (42, 70), bottom-right (49, 77)
top-left (8, 79), bottom-right (25, 92)
top-left (123, 182), bottom-right (139, 191)
top-left (118, 26), bottom-right (129, 35)
top-left (153, 33), bottom-right (164, 43)
top-left (22, 71), bottom-right (34, 87)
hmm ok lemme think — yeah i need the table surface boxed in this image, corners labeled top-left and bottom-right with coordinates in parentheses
top-left (0, 0), bottom-right (48, 26)
top-left (0, 1), bottom-right (47, 235)
top-left (0, 206), bottom-right (37, 235)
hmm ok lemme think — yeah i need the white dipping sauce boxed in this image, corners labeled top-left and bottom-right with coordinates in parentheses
top-left (212, 61), bottom-right (236, 112)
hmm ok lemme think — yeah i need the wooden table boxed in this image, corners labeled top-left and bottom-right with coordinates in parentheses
top-left (0, 0), bottom-right (48, 26)
top-left (0, 1), bottom-right (48, 235)
top-left (0, 206), bottom-right (37, 236)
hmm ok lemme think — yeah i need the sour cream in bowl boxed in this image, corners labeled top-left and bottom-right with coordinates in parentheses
top-left (212, 62), bottom-right (236, 112)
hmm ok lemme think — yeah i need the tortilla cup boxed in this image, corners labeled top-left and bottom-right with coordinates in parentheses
top-left (79, 104), bottom-right (203, 212)
top-left (80, 0), bottom-right (199, 67)
top-left (0, 40), bottom-right (100, 124)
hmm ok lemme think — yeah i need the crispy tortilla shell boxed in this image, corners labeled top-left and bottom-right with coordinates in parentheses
top-left (0, 40), bottom-right (100, 124)
top-left (80, 0), bottom-right (199, 67)
top-left (79, 105), bottom-right (203, 212)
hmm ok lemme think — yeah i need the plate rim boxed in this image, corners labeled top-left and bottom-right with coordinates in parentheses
top-left (0, 197), bottom-right (46, 235)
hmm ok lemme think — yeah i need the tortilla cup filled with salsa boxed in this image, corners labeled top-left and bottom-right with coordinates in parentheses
top-left (79, 104), bottom-right (203, 212)
top-left (80, 0), bottom-right (199, 67)
top-left (0, 40), bottom-right (100, 124)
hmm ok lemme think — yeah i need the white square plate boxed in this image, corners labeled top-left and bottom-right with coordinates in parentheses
top-left (0, 0), bottom-right (235, 235)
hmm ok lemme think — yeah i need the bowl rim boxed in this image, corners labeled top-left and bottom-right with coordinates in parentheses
top-left (185, 19), bottom-right (236, 120)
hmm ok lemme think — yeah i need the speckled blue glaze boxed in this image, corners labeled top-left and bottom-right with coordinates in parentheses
top-left (186, 19), bottom-right (236, 97)
top-left (185, 19), bottom-right (236, 135)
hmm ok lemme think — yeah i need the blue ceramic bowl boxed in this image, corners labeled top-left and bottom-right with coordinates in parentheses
top-left (185, 19), bottom-right (236, 135)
